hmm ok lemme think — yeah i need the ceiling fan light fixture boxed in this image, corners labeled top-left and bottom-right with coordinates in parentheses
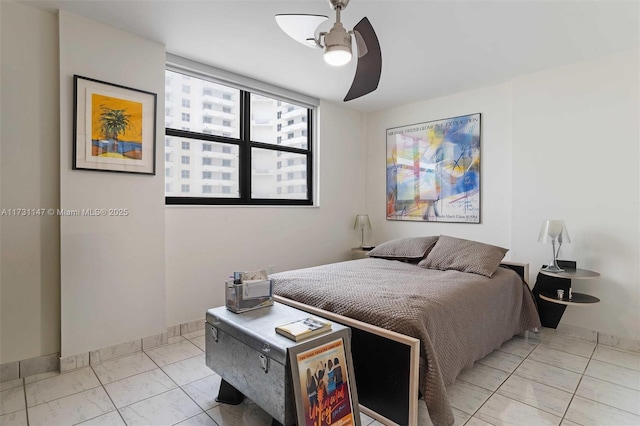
top-left (322, 22), bottom-right (352, 66)
top-left (324, 44), bottom-right (352, 66)
top-left (276, 0), bottom-right (381, 100)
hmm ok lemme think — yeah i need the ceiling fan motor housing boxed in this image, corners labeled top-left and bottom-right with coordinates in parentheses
top-left (324, 22), bottom-right (352, 52)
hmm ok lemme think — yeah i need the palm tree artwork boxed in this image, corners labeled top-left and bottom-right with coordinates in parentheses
top-left (91, 93), bottom-right (143, 160)
top-left (100, 105), bottom-right (131, 152)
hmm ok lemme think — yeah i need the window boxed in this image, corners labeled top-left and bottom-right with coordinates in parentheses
top-left (165, 69), bottom-right (313, 205)
top-left (181, 85), bottom-right (190, 94)
top-left (166, 153), bottom-right (172, 162)
top-left (165, 168), bottom-right (172, 177)
top-left (165, 138), bottom-right (171, 146)
top-left (287, 120), bottom-right (294, 126)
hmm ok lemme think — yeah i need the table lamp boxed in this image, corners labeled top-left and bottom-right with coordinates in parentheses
top-left (538, 219), bottom-right (571, 272)
top-left (353, 214), bottom-right (371, 248)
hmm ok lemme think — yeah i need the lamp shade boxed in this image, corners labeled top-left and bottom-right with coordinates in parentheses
top-left (353, 214), bottom-right (371, 230)
top-left (538, 220), bottom-right (570, 244)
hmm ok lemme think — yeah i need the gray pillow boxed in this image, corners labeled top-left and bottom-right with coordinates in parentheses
top-left (417, 235), bottom-right (508, 277)
top-left (367, 236), bottom-right (439, 260)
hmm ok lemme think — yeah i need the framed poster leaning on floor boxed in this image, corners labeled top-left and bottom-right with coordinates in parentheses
top-left (289, 336), bottom-right (360, 426)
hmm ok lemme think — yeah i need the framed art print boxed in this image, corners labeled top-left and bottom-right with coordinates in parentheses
top-left (386, 113), bottom-right (481, 223)
top-left (73, 75), bottom-right (157, 175)
top-left (289, 337), bottom-right (360, 426)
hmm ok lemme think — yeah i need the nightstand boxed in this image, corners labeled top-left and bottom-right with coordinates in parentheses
top-left (351, 247), bottom-right (374, 260)
top-left (532, 260), bottom-right (600, 328)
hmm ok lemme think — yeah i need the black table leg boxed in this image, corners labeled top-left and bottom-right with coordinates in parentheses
top-left (215, 379), bottom-right (245, 405)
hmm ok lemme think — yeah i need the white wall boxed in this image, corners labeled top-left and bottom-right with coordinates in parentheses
top-left (0, 1), bottom-right (60, 363)
top-left (511, 50), bottom-right (639, 340)
top-left (166, 100), bottom-right (365, 325)
top-left (365, 50), bottom-right (640, 341)
top-left (59, 11), bottom-right (167, 357)
top-left (364, 84), bottom-right (514, 250)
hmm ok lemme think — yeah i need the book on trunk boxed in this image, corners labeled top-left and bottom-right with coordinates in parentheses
top-left (275, 317), bottom-right (332, 342)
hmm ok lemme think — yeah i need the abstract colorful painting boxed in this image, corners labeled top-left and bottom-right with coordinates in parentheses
top-left (386, 113), bottom-right (481, 223)
top-left (74, 75), bottom-right (156, 175)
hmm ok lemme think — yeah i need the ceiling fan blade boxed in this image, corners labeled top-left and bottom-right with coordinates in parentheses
top-left (354, 30), bottom-right (368, 58)
top-left (275, 14), bottom-right (328, 49)
top-left (344, 17), bottom-right (381, 101)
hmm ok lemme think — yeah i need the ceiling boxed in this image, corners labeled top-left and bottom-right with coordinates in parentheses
top-left (22, 0), bottom-right (640, 112)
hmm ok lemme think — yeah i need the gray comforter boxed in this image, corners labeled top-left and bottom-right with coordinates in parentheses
top-left (271, 258), bottom-right (541, 426)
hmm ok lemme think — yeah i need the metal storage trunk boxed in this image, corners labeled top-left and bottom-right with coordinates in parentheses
top-left (205, 303), bottom-right (351, 426)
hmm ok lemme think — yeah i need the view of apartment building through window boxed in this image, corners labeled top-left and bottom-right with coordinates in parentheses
top-left (164, 69), bottom-right (311, 204)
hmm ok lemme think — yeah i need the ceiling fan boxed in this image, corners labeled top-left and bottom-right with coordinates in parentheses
top-left (275, 0), bottom-right (382, 102)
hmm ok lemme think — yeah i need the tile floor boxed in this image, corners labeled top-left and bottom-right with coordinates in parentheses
top-left (0, 329), bottom-right (639, 426)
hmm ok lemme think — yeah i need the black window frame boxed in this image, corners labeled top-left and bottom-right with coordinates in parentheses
top-left (166, 82), bottom-right (314, 206)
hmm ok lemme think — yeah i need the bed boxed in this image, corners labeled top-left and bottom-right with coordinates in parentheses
top-left (270, 236), bottom-right (541, 426)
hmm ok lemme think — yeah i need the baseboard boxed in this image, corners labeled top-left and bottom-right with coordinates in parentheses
top-left (556, 323), bottom-right (640, 352)
top-left (0, 318), bottom-right (207, 382)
